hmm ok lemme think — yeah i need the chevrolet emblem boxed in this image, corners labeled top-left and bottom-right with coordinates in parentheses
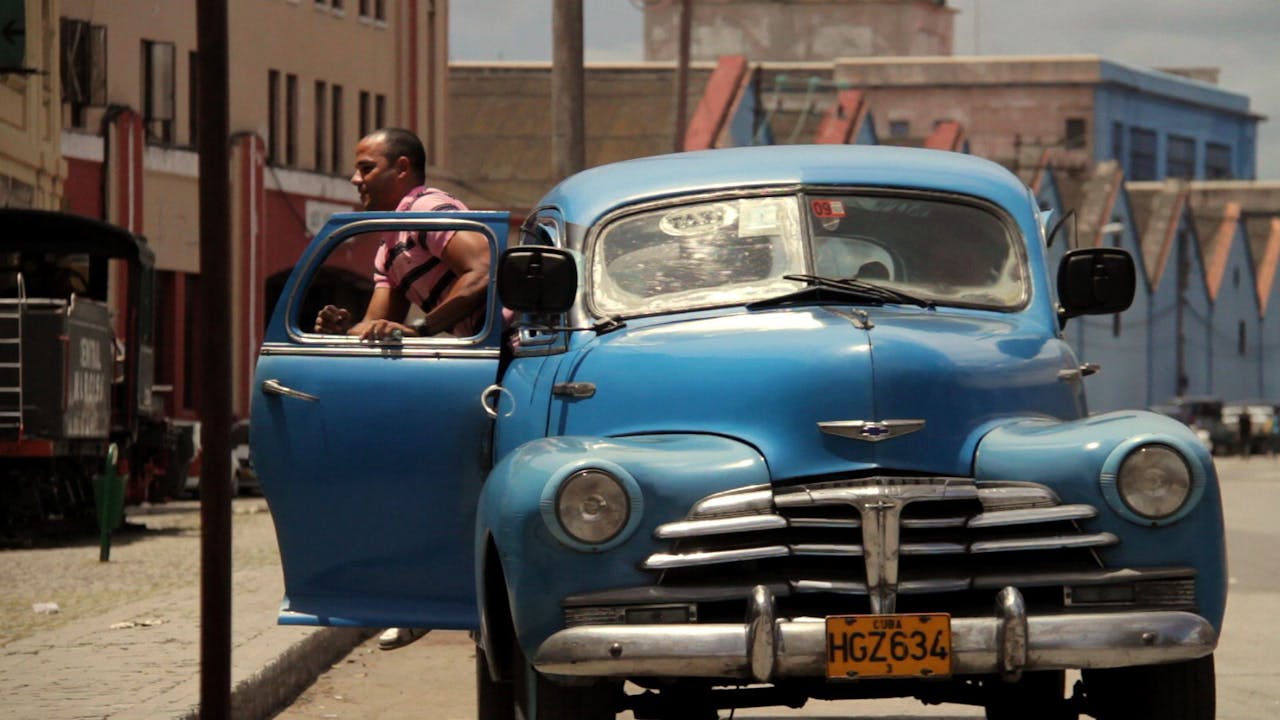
top-left (818, 419), bottom-right (926, 442)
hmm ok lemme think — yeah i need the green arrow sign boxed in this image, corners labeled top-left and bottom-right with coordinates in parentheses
top-left (0, 0), bottom-right (27, 71)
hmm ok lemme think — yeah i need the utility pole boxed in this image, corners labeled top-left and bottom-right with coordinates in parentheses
top-left (673, 0), bottom-right (692, 152)
top-left (552, 0), bottom-right (584, 181)
top-left (196, 0), bottom-right (232, 717)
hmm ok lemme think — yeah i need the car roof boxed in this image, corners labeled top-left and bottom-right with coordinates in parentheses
top-left (537, 145), bottom-right (1034, 229)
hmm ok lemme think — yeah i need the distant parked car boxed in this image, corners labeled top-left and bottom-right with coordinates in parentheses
top-left (183, 419), bottom-right (258, 497)
top-left (1151, 404), bottom-right (1213, 452)
top-left (1222, 402), bottom-right (1279, 456)
top-left (1165, 397), bottom-right (1233, 455)
top-left (230, 419), bottom-right (259, 495)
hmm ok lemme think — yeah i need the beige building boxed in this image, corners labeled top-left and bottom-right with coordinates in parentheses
top-left (1, 0), bottom-right (62, 209)
top-left (48, 0), bottom-right (451, 419)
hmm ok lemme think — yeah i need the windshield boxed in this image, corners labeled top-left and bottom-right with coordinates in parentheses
top-left (588, 193), bottom-right (1026, 317)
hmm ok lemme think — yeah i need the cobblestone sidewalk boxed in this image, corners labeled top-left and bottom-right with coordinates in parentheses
top-left (0, 499), bottom-right (366, 719)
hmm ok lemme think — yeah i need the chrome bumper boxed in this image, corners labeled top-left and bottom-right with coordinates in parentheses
top-left (533, 585), bottom-right (1217, 681)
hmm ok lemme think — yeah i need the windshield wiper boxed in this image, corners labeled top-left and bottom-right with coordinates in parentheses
top-left (749, 274), bottom-right (934, 310)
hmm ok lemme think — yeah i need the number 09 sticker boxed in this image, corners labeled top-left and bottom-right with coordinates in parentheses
top-left (811, 199), bottom-right (846, 218)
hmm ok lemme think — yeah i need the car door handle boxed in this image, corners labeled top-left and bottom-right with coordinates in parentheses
top-left (261, 378), bottom-right (319, 402)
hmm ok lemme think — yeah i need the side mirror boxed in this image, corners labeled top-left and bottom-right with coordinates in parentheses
top-left (497, 247), bottom-right (578, 314)
top-left (1057, 247), bottom-right (1135, 322)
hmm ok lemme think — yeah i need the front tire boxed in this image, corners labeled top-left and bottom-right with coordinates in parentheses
top-left (510, 634), bottom-right (618, 720)
top-left (985, 670), bottom-right (1074, 719)
top-left (1084, 654), bottom-right (1215, 720)
top-left (476, 644), bottom-right (514, 720)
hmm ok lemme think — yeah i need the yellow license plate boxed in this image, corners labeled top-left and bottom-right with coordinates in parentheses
top-left (825, 613), bottom-right (952, 679)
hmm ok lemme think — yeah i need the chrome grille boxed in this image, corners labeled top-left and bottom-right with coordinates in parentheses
top-left (646, 478), bottom-right (1116, 615)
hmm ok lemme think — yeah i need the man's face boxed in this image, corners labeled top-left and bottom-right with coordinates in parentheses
top-left (351, 136), bottom-right (405, 211)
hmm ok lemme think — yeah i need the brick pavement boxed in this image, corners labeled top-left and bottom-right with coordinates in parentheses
top-left (0, 500), bottom-right (368, 719)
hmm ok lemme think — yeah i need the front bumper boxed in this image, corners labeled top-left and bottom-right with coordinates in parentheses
top-left (533, 585), bottom-right (1216, 681)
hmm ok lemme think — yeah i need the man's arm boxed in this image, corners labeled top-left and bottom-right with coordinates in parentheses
top-left (348, 286), bottom-right (411, 341)
top-left (414, 230), bottom-right (491, 336)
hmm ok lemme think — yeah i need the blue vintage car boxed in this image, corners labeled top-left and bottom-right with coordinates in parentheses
top-left (252, 145), bottom-right (1225, 719)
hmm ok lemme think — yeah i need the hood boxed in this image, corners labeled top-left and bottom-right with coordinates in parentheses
top-left (555, 307), bottom-right (1079, 480)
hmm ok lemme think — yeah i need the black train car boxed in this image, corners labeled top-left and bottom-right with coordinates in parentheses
top-left (0, 209), bottom-right (194, 531)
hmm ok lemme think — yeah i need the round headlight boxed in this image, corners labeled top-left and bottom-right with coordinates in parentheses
top-left (556, 469), bottom-right (631, 544)
top-left (1116, 445), bottom-right (1192, 519)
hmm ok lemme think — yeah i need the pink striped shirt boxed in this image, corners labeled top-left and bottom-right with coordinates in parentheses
top-left (372, 186), bottom-right (482, 336)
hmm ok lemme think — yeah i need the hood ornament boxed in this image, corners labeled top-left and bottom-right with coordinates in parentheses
top-left (818, 419), bottom-right (925, 442)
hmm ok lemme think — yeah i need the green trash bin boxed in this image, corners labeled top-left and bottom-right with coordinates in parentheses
top-left (93, 444), bottom-right (124, 562)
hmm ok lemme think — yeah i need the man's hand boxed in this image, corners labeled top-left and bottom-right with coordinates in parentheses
top-left (315, 305), bottom-right (354, 334)
top-left (351, 318), bottom-right (414, 342)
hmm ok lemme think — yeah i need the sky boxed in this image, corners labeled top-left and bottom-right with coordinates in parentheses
top-left (449, 0), bottom-right (1280, 179)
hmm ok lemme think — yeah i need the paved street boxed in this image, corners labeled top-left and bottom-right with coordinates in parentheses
top-left (1, 458), bottom-right (1275, 719)
top-left (274, 456), bottom-right (1280, 719)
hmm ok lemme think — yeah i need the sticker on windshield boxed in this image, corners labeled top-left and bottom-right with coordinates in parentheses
top-left (811, 199), bottom-right (846, 218)
top-left (739, 202), bottom-right (780, 235)
top-left (659, 203), bottom-right (738, 236)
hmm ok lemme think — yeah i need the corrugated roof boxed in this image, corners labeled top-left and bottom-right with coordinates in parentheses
top-left (1258, 219), bottom-right (1280, 316)
top-left (1127, 180), bottom-right (1187, 288)
top-left (1074, 161), bottom-right (1123, 248)
top-left (1200, 202), bottom-right (1241, 301)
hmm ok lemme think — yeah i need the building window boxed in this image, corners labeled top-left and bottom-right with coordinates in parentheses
top-left (1166, 135), bottom-right (1195, 179)
top-left (359, 90), bottom-right (371, 138)
top-left (375, 93), bottom-right (386, 129)
top-left (285, 74), bottom-right (299, 166)
top-left (142, 40), bottom-right (176, 144)
top-left (1206, 143), bottom-right (1233, 179)
top-left (315, 80), bottom-right (327, 172)
top-left (1128, 127), bottom-right (1157, 181)
top-left (1110, 122), bottom-right (1124, 164)
top-left (1238, 320), bottom-right (1247, 356)
top-left (331, 84), bottom-right (344, 176)
top-left (889, 120), bottom-right (910, 138)
top-left (375, 0), bottom-right (386, 21)
top-left (60, 19), bottom-right (107, 128)
top-left (1064, 118), bottom-right (1087, 150)
top-left (267, 70), bottom-right (280, 163)
top-left (188, 51), bottom-right (199, 146)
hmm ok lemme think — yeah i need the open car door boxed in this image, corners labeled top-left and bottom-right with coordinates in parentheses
top-left (251, 212), bottom-right (507, 629)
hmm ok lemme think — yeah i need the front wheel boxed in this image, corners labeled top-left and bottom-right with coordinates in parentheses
top-left (985, 670), bottom-right (1075, 720)
top-left (1083, 654), bottom-right (1215, 720)
top-left (476, 644), bottom-right (514, 720)
top-left (509, 635), bottom-right (619, 720)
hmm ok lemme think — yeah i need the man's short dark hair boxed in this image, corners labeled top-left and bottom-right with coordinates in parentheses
top-left (373, 127), bottom-right (426, 180)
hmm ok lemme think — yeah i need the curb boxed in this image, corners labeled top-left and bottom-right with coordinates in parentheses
top-left (177, 627), bottom-right (374, 720)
